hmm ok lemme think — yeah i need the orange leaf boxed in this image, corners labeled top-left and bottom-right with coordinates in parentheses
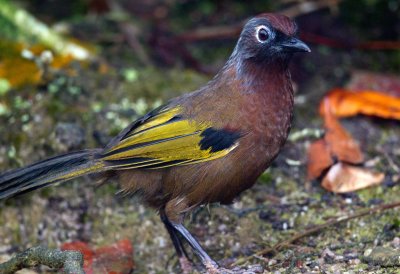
top-left (92, 239), bottom-right (134, 274)
top-left (322, 98), bottom-right (364, 164)
top-left (0, 58), bottom-right (42, 88)
top-left (61, 239), bottom-right (134, 274)
top-left (321, 162), bottom-right (385, 193)
top-left (306, 99), bottom-right (364, 179)
top-left (0, 40), bottom-right (84, 88)
top-left (307, 139), bottom-right (333, 180)
top-left (320, 89), bottom-right (400, 120)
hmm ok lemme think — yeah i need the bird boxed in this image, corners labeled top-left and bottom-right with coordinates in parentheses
top-left (0, 13), bottom-right (310, 273)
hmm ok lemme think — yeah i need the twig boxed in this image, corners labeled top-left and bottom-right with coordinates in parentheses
top-left (177, 0), bottom-right (400, 51)
top-left (0, 246), bottom-right (84, 274)
top-left (231, 200), bottom-right (400, 266)
top-left (383, 152), bottom-right (400, 174)
top-left (178, 0), bottom-right (341, 42)
top-left (301, 32), bottom-right (400, 50)
top-left (282, 0), bottom-right (340, 18)
top-left (177, 24), bottom-right (242, 42)
top-left (119, 22), bottom-right (151, 66)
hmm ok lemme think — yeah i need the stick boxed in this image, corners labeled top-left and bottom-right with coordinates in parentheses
top-left (0, 246), bottom-right (84, 274)
top-left (178, 0), bottom-right (341, 42)
top-left (177, 0), bottom-right (400, 51)
top-left (301, 32), bottom-right (400, 50)
top-left (231, 200), bottom-right (400, 266)
top-left (119, 22), bottom-right (151, 66)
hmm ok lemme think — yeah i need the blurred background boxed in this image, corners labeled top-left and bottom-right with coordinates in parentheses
top-left (0, 0), bottom-right (399, 273)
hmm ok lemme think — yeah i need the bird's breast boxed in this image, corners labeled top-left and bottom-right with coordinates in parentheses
top-left (161, 70), bottom-right (295, 208)
top-left (239, 84), bottom-right (293, 154)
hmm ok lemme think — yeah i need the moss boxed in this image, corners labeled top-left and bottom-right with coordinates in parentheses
top-left (259, 170), bottom-right (274, 184)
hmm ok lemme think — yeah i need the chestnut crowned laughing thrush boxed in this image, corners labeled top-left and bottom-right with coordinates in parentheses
top-left (0, 13), bottom-right (310, 273)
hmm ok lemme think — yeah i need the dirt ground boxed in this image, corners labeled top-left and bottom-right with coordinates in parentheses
top-left (0, 8), bottom-right (400, 274)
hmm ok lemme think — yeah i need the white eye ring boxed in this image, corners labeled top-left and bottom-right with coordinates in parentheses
top-left (255, 25), bottom-right (270, 43)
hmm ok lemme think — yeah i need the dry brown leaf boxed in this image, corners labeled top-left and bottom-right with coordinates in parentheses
top-left (347, 70), bottom-right (400, 98)
top-left (307, 98), bottom-right (364, 180)
top-left (307, 139), bottom-right (333, 180)
top-left (320, 89), bottom-right (400, 120)
top-left (321, 162), bottom-right (385, 193)
top-left (322, 98), bottom-right (364, 164)
top-left (308, 70), bottom-right (398, 189)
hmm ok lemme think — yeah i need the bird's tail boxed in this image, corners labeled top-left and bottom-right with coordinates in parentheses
top-left (0, 149), bottom-right (105, 200)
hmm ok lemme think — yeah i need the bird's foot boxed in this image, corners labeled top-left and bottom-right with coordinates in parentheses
top-left (204, 260), bottom-right (220, 274)
top-left (179, 256), bottom-right (193, 274)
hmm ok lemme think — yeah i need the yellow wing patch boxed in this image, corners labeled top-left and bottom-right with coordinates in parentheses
top-left (101, 106), bottom-right (239, 169)
top-left (126, 106), bottom-right (181, 137)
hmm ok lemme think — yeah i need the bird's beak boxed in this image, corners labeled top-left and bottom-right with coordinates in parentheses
top-left (280, 37), bottom-right (311, 53)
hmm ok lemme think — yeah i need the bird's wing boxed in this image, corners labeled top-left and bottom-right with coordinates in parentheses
top-left (101, 105), bottom-right (242, 169)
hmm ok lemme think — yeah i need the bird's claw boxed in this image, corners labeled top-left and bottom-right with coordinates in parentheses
top-left (204, 260), bottom-right (220, 274)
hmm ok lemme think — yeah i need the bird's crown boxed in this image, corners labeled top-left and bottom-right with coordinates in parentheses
top-left (255, 13), bottom-right (298, 36)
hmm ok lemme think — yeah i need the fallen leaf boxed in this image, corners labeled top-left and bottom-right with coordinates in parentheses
top-left (0, 40), bottom-right (85, 89)
top-left (308, 70), bottom-right (397, 190)
top-left (321, 98), bottom-right (364, 164)
top-left (61, 239), bottom-right (134, 274)
top-left (347, 70), bottom-right (400, 98)
top-left (320, 89), bottom-right (400, 120)
top-left (307, 139), bottom-right (333, 180)
top-left (321, 162), bottom-right (384, 193)
top-left (307, 98), bottom-right (364, 180)
top-left (92, 239), bottom-right (134, 274)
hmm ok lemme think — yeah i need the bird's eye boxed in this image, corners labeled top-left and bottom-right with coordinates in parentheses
top-left (256, 26), bottom-right (270, 43)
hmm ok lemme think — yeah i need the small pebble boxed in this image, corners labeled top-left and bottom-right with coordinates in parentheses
top-left (268, 259), bottom-right (277, 266)
top-left (362, 246), bottom-right (400, 266)
top-left (391, 237), bottom-right (400, 249)
top-left (322, 247), bottom-right (335, 259)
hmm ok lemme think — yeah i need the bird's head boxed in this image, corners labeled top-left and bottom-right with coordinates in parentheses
top-left (231, 13), bottom-right (310, 66)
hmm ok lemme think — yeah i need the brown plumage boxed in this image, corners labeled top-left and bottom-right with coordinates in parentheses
top-left (0, 13), bottom-right (310, 273)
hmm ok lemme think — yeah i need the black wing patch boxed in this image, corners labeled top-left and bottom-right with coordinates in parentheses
top-left (199, 128), bottom-right (242, 153)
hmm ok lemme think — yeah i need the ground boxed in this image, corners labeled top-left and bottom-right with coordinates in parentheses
top-left (0, 7), bottom-right (400, 274)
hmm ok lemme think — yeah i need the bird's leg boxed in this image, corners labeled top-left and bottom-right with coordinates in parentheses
top-left (160, 211), bottom-right (193, 273)
top-left (160, 212), bottom-right (189, 258)
top-left (171, 222), bottom-right (220, 273)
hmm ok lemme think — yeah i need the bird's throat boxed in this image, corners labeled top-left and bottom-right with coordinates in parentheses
top-left (232, 57), bottom-right (292, 96)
